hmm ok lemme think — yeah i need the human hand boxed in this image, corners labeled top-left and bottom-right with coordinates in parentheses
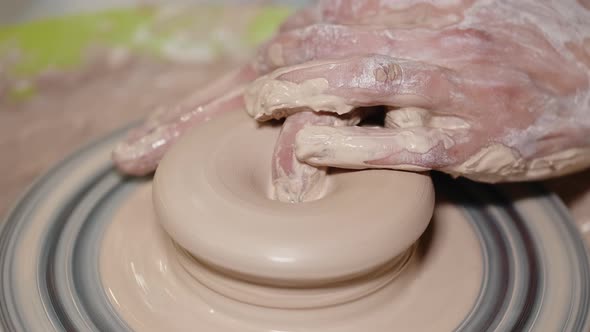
top-left (113, 0), bottom-right (590, 203)
top-left (246, 0), bottom-right (590, 185)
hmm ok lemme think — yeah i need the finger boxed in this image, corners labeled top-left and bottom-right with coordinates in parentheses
top-left (272, 112), bottom-right (328, 203)
top-left (112, 87), bottom-right (244, 176)
top-left (274, 20), bottom-right (584, 95)
top-left (112, 65), bottom-right (256, 176)
top-left (294, 125), bottom-right (472, 171)
top-left (255, 23), bottom-right (430, 73)
top-left (246, 55), bottom-right (460, 121)
top-left (255, 22), bottom-right (498, 74)
top-left (132, 65), bottom-right (255, 137)
top-left (384, 107), bottom-right (471, 131)
top-left (272, 111), bottom-right (361, 203)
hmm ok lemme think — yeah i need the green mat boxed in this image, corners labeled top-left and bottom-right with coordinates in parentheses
top-left (0, 5), bottom-right (291, 100)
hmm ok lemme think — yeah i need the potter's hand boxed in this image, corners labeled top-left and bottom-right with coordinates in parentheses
top-left (246, 0), bottom-right (590, 183)
top-left (112, 66), bottom-right (256, 176)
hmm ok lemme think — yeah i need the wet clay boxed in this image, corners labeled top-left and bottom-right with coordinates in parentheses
top-left (100, 110), bottom-right (482, 330)
top-left (153, 110), bottom-right (435, 283)
top-left (100, 183), bottom-right (483, 331)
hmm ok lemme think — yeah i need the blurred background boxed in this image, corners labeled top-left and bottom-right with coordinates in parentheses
top-left (0, 0), bottom-right (309, 24)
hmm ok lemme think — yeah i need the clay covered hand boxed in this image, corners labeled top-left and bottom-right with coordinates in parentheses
top-left (112, 0), bottom-right (590, 198)
top-left (247, 0), bottom-right (590, 184)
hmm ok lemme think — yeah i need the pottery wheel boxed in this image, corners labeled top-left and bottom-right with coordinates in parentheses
top-left (1, 115), bottom-right (589, 331)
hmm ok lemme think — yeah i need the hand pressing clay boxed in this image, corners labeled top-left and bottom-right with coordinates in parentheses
top-left (247, 0), bottom-right (590, 183)
top-left (113, 0), bottom-right (590, 187)
top-left (271, 111), bottom-right (363, 203)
